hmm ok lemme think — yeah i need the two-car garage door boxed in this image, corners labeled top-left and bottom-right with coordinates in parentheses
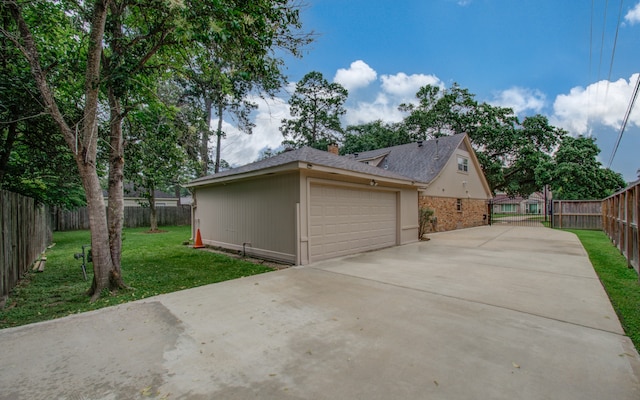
top-left (309, 184), bottom-right (397, 261)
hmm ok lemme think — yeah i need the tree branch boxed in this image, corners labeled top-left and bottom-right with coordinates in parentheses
top-left (5, 0), bottom-right (75, 149)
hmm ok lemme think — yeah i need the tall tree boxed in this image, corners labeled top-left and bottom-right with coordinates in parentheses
top-left (281, 71), bottom-right (348, 149)
top-left (177, 2), bottom-right (310, 176)
top-left (124, 100), bottom-right (186, 231)
top-left (5, 0), bottom-right (311, 300)
top-left (545, 136), bottom-right (626, 200)
top-left (469, 111), bottom-right (564, 197)
top-left (100, 0), bottom-right (184, 284)
top-left (6, 0), bottom-right (117, 300)
top-left (178, 55), bottom-right (259, 176)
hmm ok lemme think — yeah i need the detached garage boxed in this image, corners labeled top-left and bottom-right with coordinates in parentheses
top-left (186, 147), bottom-right (420, 265)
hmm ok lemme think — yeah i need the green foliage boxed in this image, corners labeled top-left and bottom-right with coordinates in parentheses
top-left (0, 6), bottom-right (85, 208)
top-left (418, 207), bottom-right (434, 239)
top-left (567, 229), bottom-right (640, 351)
top-left (0, 226), bottom-right (273, 329)
top-left (124, 91), bottom-right (189, 229)
top-left (256, 147), bottom-right (280, 161)
top-left (0, 110), bottom-right (86, 208)
top-left (341, 120), bottom-right (412, 154)
top-left (399, 83), bottom-right (477, 140)
top-left (548, 136), bottom-right (626, 200)
top-left (281, 71), bottom-right (348, 148)
top-left (471, 112), bottom-right (564, 197)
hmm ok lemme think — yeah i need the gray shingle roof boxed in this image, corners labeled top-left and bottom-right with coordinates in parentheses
top-left (187, 134), bottom-right (468, 187)
top-left (187, 146), bottom-right (419, 186)
top-left (346, 133), bottom-right (467, 183)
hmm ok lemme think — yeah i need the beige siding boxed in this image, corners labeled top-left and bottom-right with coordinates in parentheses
top-left (400, 188), bottom-right (419, 243)
top-left (193, 173), bottom-right (300, 263)
top-left (422, 148), bottom-right (491, 200)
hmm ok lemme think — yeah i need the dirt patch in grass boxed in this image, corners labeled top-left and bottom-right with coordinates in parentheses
top-left (145, 229), bottom-right (168, 234)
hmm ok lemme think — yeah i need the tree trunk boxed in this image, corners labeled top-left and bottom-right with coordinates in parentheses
top-left (174, 185), bottom-right (181, 206)
top-left (0, 121), bottom-right (18, 184)
top-left (214, 103), bottom-right (223, 173)
top-left (200, 98), bottom-right (213, 177)
top-left (81, 162), bottom-right (117, 301)
top-left (106, 90), bottom-right (126, 281)
top-left (149, 188), bottom-right (158, 231)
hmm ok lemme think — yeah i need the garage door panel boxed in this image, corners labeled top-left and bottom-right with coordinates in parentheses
top-left (309, 184), bottom-right (397, 261)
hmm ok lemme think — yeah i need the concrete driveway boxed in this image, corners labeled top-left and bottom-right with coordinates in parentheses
top-left (1, 226), bottom-right (639, 399)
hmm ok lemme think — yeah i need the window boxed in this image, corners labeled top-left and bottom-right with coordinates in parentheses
top-left (457, 156), bottom-right (468, 173)
top-left (456, 198), bottom-right (462, 212)
top-left (500, 204), bottom-right (516, 213)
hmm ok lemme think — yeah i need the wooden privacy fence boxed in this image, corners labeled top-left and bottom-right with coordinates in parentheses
top-left (603, 182), bottom-right (639, 276)
top-left (54, 205), bottom-right (191, 231)
top-left (551, 200), bottom-right (602, 229)
top-left (1, 190), bottom-right (52, 302)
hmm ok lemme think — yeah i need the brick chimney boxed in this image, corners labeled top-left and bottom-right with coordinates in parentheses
top-left (327, 143), bottom-right (339, 155)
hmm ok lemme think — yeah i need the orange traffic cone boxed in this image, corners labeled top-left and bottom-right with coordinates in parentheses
top-left (193, 228), bottom-right (205, 249)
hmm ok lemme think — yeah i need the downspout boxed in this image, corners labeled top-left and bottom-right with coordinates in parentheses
top-left (191, 189), bottom-right (197, 241)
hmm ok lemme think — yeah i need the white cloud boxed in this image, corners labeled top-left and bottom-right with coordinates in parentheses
top-left (337, 72), bottom-right (444, 126)
top-left (220, 96), bottom-right (291, 167)
top-left (380, 72), bottom-right (443, 100)
top-left (333, 60), bottom-right (377, 91)
top-left (344, 93), bottom-right (407, 126)
top-left (625, 2), bottom-right (640, 24)
top-left (551, 74), bottom-right (640, 136)
top-left (490, 87), bottom-right (546, 114)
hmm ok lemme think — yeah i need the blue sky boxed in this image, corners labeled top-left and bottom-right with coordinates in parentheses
top-left (222, 0), bottom-right (640, 182)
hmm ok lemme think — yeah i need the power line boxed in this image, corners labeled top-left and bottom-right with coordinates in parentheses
top-left (589, 0), bottom-right (594, 83)
top-left (608, 74), bottom-right (640, 168)
top-left (586, 0), bottom-right (595, 135)
top-left (596, 0), bottom-right (610, 84)
top-left (605, 0), bottom-right (624, 99)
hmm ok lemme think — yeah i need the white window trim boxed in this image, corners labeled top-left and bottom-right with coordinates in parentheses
top-left (457, 156), bottom-right (469, 173)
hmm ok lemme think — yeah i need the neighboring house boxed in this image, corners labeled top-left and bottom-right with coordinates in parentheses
top-left (347, 134), bottom-right (493, 232)
top-left (104, 184), bottom-right (180, 207)
top-left (186, 133), bottom-right (492, 265)
top-left (492, 191), bottom-right (548, 214)
top-left (186, 147), bottom-right (421, 265)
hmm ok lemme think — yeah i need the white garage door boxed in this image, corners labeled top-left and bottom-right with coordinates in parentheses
top-left (309, 184), bottom-right (397, 261)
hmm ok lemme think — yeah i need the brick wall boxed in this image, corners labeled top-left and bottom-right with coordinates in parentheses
top-left (419, 196), bottom-right (489, 232)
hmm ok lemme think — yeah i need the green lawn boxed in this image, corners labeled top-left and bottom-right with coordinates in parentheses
top-left (0, 226), bottom-right (274, 329)
top-left (566, 229), bottom-right (640, 352)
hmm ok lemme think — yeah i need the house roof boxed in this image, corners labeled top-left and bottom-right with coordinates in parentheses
top-left (492, 192), bottom-right (544, 204)
top-left (345, 133), bottom-right (467, 184)
top-left (186, 146), bottom-right (421, 187)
